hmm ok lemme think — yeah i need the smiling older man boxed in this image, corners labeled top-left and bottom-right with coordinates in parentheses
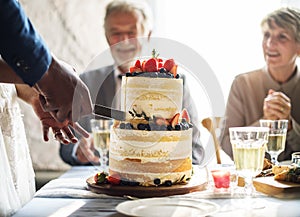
top-left (59, 0), bottom-right (204, 166)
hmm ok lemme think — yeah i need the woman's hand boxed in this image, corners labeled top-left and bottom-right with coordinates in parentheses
top-left (15, 84), bottom-right (88, 144)
top-left (32, 96), bottom-right (89, 144)
top-left (263, 89), bottom-right (291, 120)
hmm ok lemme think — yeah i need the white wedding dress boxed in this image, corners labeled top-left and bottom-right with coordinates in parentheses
top-left (0, 84), bottom-right (35, 217)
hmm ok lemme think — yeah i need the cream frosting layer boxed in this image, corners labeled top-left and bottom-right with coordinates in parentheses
top-left (121, 77), bottom-right (183, 119)
top-left (109, 157), bottom-right (192, 173)
top-left (110, 128), bottom-right (192, 163)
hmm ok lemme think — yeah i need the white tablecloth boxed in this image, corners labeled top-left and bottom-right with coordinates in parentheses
top-left (13, 166), bottom-right (300, 217)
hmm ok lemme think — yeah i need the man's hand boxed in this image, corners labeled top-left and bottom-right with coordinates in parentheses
top-left (76, 136), bottom-right (99, 164)
top-left (263, 89), bottom-right (291, 120)
top-left (34, 55), bottom-right (92, 123)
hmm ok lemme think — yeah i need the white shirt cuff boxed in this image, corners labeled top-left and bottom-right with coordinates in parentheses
top-left (71, 140), bottom-right (80, 161)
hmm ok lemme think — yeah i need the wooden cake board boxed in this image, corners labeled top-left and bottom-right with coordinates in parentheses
top-left (86, 166), bottom-right (208, 198)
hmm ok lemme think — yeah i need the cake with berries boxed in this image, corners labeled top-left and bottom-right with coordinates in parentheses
top-left (108, 51), bottom-right (193, 187)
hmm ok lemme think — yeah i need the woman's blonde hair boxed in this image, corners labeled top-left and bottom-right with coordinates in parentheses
top-left (261, 7), bottom-right (300, 43)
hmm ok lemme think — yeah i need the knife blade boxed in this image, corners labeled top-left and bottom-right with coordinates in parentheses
top-left (93, 104), bottom-right (130, 121)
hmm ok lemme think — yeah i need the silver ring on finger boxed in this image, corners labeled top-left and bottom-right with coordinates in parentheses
top-left (54, 131), bottom-right (63, 139)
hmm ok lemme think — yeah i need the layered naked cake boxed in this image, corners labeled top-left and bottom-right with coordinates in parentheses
top-left (110, 125), bottom-right (192, 186)
top-left (107, 54), bottom-right (193, 186)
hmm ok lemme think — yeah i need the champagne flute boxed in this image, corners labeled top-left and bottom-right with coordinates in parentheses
top-left (259, 120), bottom-right (288, 165)
top-left (229, 127), bottom-right (268, 206)
top-left (90, 119), bottom-right (113, 172)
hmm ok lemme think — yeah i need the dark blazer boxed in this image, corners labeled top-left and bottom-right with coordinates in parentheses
top-left (60, 65), bottom-right (204, 165)
top-left (0, 0), bottom-right (51, 86)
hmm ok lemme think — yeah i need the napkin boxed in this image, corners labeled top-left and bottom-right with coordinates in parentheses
top-left (34, 178), bottom-right (120, 199)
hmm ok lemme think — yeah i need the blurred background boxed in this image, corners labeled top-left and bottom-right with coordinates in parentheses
top-left (18, 0), bottom-right (300, 189)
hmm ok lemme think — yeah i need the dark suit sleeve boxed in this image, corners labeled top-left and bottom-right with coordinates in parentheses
top-left (0, 0), bottom-right (51, 86)
top-left (182, 75), bottom-right (205, 165)
top-left (59, 143), bottom-right (82, 166)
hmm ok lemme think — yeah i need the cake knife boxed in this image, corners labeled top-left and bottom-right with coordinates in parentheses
top-left (93, 104), bottom-right (130, 121)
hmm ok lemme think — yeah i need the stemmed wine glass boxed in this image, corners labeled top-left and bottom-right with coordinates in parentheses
top-left (90, 119), bottom-right (113, 172)
top-left (229, 127), bottom-right (269, 207)
top-left (259, 119), bottom-right (288, 165)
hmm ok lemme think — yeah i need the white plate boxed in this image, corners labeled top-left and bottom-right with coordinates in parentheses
top-left (116, 197), bottom-right (220, 217)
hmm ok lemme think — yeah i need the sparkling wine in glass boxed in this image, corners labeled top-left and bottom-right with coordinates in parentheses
top-left (229, 127), bottom-right (269, 205)
top-left (90, 119), bottom-right (113, 172)
top-left (259, 120), bottom-right (288, 165)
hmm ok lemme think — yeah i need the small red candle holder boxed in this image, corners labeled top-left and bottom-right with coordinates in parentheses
top-left (211, 169), bottom-right (230, 188)
top-left (209, 164), bottom-right (236, 193)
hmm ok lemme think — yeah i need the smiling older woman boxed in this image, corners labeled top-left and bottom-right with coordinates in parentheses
top-left (220, 7), bottom-right (300, 162)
